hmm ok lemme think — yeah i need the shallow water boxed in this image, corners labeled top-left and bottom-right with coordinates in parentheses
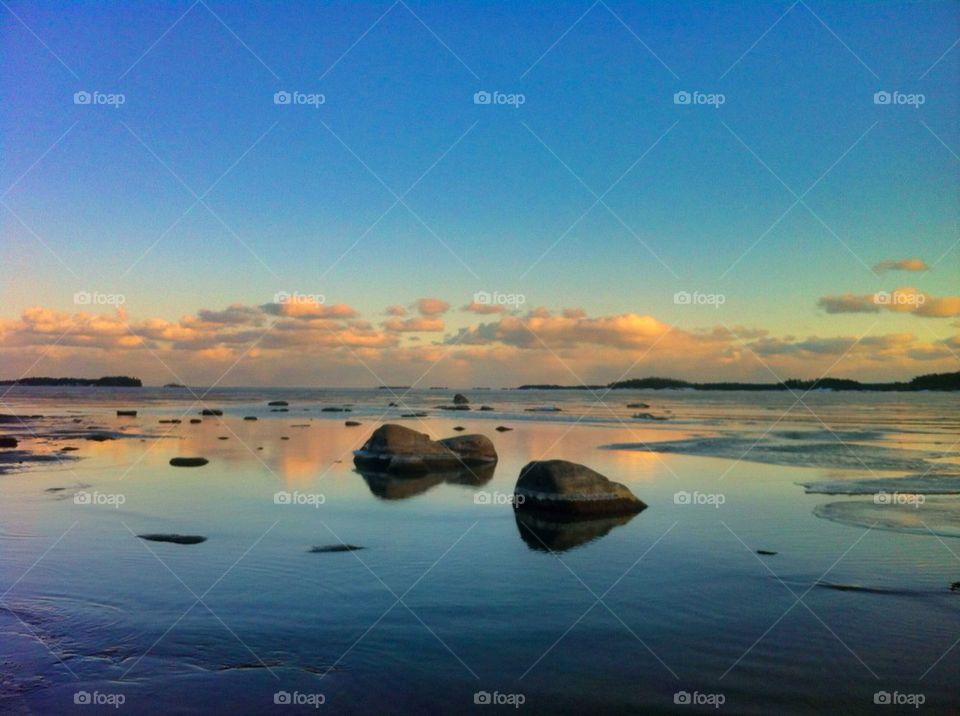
top-left (0, 389), bottom-right (958, 714)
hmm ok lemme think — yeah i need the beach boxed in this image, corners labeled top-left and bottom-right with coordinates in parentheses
top-left (1, 387), bottom-right (958, 713)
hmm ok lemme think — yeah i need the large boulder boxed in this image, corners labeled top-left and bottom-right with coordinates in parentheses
top-left (438, 434), bottom-right (497, 465)
top-left (354, 424), bottom-right (497, 474)
top-left (453, 393), bottom-right (469, 405)
top-left (514, 460), bottom-right (646, 516)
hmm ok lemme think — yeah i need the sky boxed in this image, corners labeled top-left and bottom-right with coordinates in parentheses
top-left (1, 0), bottom-right (958, 386)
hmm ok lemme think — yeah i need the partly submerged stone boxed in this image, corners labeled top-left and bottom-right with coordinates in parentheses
top-left (201, 409), bottom-right (223, 416)
top-left (139, 534), bottom-right (207, 545)
top-left (453, 393), bottom-right (469, 405)
top-left (169, 457), bottom-right (209, 467)
top-left (0, 437), bottom-right (18, 448)
top-left (308, 544), bottom-right (364, 553)
top-left (353, 424), bottom-right (498, 474)
top-left (268, 400), bottom-right (289, 406)
top-left (514, 460), bottom-right (646, 516)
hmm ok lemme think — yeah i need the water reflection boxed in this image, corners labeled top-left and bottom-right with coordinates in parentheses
top-left (514, 509), bottom-right (641, 552)
top-left (356, 464), bottom-right (495, 500)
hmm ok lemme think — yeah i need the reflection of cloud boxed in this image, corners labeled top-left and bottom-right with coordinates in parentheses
top-left (872, 258), bottom-right (929, 273)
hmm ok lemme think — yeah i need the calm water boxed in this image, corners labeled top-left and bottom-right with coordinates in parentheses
top-left (0, 388), bottom-right (958, 714)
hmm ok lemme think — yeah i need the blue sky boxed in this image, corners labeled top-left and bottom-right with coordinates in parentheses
top-left (1, 1), bottom-right (958, 384)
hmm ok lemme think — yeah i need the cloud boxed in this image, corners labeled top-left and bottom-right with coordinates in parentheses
top-left (1, 301), bottom-right (957, 387)
top-left (261, 300), bottom-right (358, 320)
top-left (461, 301), bottom-right (508, 315)
top-left (384, 304), bottom-right (408, 316)
top-left (872, 258), bottom-right (929, 273)
top-left (382, 316), bottom-right (445, 332)
top-left (413, 298), bottom-right (450, 316)
top-left (818, 289), bottom-right (960, 318)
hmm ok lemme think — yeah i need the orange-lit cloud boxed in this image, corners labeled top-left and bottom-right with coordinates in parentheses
top-left (818, 288), bottom-right (960, 318)
top-left (0, 300), bottom-right (956, 386)
top-left (413, 298), bottom-right (450, 316)
top-left (872, 258), bottom-right (929, 273)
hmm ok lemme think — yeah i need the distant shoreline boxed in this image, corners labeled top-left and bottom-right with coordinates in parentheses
top-left (0, 376), bottom-right (142, 387)
top-left (517, 370), bottom-right (960, 392)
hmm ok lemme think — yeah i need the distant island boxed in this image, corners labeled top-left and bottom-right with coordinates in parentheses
top-left (518, 370), bottom-right (960, 392)
top-left (0, 376), bottom-right (142, 387)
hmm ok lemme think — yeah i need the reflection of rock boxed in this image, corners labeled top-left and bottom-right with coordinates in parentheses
top-left (353, 424), bottom-right (497, 475)
top-left (514, 510), bottom-right (637, 552)
top-left (515, 460), bottom-right (646, 516)
top-left (357, 463), bottom-right (494, 499)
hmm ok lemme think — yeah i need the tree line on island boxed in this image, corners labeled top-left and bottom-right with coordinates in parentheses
top-left (517, 370), bottom-right (960, 392)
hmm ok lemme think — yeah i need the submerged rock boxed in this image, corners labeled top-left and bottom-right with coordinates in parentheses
top-left (308, 544), bottom-right (364, 553)
top-left (268, 400), bottom-right (289, 406)
top-left (495, 426), bottom-right (513, 432)
top-left (345, 420), bottom-right (361, 427)
top-left (438, 405), bottom-right (470, 411)
top-left (453, 426), bottom-right (465, 431)
top-left (401, 412), bottom-right (427, 418)
top-left (479, 405), bottom-right (495, 411)
top-left (190, 419), bottom-right (202, 424)
top-left (525, 406), bottom-right (561, 413)
top-left (243, 416), bottom-right (258, 421)
top-left (169, 457), bottom-right (209, 467)
top-left (353, 424), bottom-right (498, 475)
top-left (514, 460), bottom-right (646, 516)
top-left (116, 410), bottom-right (137, 417)
top-left (85, 434), bottom-right (115, 442)
top-left (139, 534), bottom-right (207, 545)
top-left (632, 412), bottom-right (667, 421)
top-left (201, 409), bottom-right (223, 416)
top-left (626, 402), bottom-right (650, 409)
top-left (756, 550), bottom-right (778, 556)
top-left (321, 407), bottom-right (350, 412)
top-left (0, 437), bottom-right (18, 448)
